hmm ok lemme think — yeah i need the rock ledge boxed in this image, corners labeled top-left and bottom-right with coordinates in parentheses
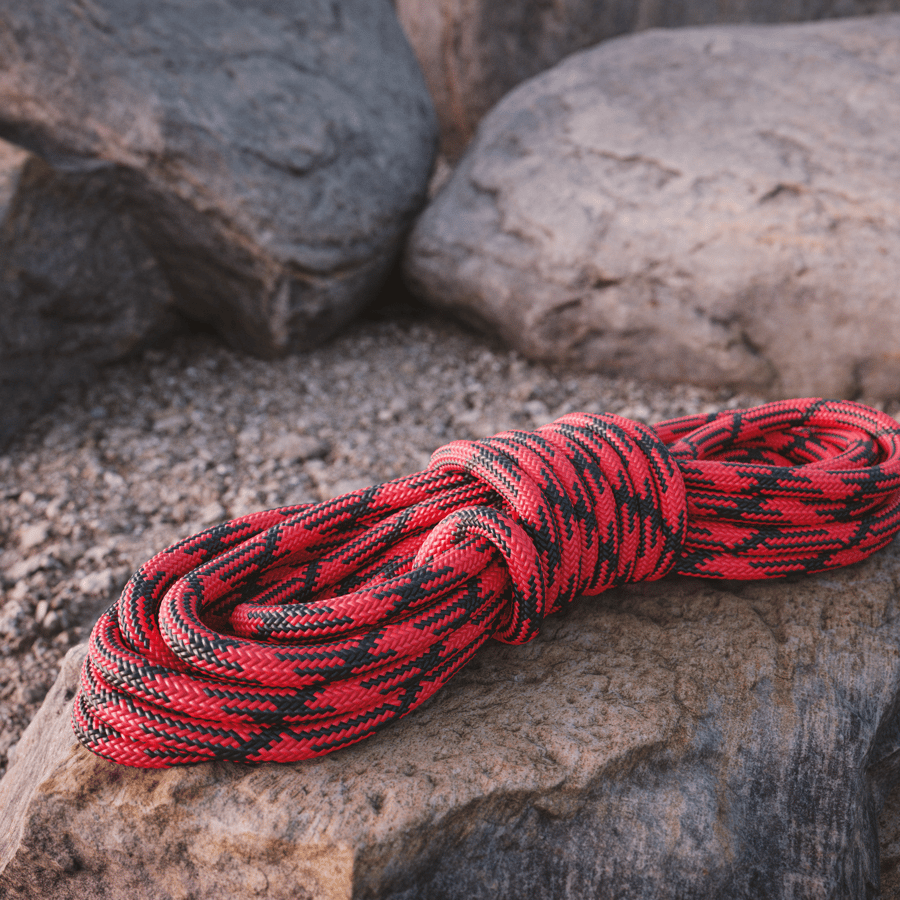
top-left (5, 539), bottom-right (900, 898)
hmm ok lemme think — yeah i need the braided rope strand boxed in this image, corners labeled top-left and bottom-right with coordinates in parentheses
top-left (72, 398), bottom-right (900, 767)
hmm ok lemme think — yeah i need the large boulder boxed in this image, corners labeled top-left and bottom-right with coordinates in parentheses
top-left (405, 16), bottom-right (900, 400)
top-left (0, 139), bottom-right (179, 445)
top-left (394, 0), bottom-right (900, 158)
top-left (5, 537), bottom-right (900, 898)
top-left (0, 0), bottom-right (437, 358)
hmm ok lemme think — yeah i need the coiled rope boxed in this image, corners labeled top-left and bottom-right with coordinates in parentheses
top-left (73, 398), bottom-right (900, 767)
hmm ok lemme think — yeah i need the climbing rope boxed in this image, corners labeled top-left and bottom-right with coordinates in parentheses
top-left (73, 398), bottom-right (900, 767)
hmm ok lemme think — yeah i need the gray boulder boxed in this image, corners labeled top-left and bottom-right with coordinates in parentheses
top-left (405, 16), bottom-right (900, 400)
top-left (5, 536), bottom-right (900, 898)
top-left (394, 0), bottom-right (900, 158)
top-left (0, 0), bottom-right (437, 358)
top-left (0, 140), bottom-right (179, 445)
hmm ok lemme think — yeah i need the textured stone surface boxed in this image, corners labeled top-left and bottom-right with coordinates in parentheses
top-left (879, 798), bottom-right (900, 897)
top-left (394, 0), bottom-right (900, 158)
top-left (0, 139), bottom-right (179, 446)
top-left (0, 0), bottom-right (437, 357)
top-left (405, 16), bottom-right (900, 400)
top-left (5, 535), bottom-right (900, 898)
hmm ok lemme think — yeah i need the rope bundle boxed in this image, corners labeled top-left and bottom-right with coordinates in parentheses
top-left (73, 398), bottom-right (900, 767)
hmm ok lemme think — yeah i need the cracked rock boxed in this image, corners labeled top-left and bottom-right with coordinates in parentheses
top-left (405, 16), bottom-right (900, 400)
top-left (0, 0), bottom-right (437, 358)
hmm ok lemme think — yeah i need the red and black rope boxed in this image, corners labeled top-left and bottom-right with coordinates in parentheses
top-left (72, 398), bottom-right (900, 767)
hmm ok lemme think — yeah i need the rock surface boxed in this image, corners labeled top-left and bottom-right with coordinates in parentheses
top-left (880, 800), bottom-right (900, 897)
top-left (0, 139), bottom-right (180, 446)
top-left (394, 0), bottom-right (900, 158)
top-left (5, 534), bottom-right (900, 898)
top-left (0, 0), bottom-right (437, 357)
top-left (405, 16), bottom-right (900, 400)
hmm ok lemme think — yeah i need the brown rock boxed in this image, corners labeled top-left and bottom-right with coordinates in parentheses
top-left (405, 16), bottom-right (900, 399)
top-left (394, 0), bottom-right (900, 158)
top-left (5, 535), bottom-right (900, 898)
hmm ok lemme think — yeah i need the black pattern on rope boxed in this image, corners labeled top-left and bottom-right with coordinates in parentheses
top-left (72, 398), bottom-right (900, 767)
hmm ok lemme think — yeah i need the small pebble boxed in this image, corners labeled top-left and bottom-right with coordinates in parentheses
top-left (18, 522), bottom-right (50, 552)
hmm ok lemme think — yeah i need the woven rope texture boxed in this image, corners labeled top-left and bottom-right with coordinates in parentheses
top-left (72, 398), bottom-right (900, 767)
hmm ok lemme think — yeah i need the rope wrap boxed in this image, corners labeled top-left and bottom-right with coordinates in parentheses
top-left (73, 398), bottom-right (900, 767)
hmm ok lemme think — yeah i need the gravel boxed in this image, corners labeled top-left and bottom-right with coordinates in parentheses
top-left (2, 301), bottom-right (802, 779)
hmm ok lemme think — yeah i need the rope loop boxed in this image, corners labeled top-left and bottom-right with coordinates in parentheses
top-left (428, 414), bottom-right (687, 642)
top-left (72, 398), bottom-right (900, 767)
top-left (413, 505), bottom-right (546, 644)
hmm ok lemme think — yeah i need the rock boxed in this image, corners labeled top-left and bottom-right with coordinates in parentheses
top-left (76, 570), bottom-right (116, 599)
top-left (405, 16), bottom-right (900, 400)
top-left (0, 139), bottom-right (179, 445)
top-left (0, 0), bottom-right (437, 358)
top-left (6, 536), bottom-right (900, 898)
top-left (0, 601), bottom-right (28, 641)
top-left (16, 523), bottom-right (49, 553)
top-left (879, 789), bottom-right (900, 896)
top-left (33, 601), bottom-right (49, 626)
top-left (394, 0), bottom-right (900, 159)
top-left (6, 554), bottom-right (53, 583)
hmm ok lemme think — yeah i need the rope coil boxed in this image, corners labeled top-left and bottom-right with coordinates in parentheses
top-left (73, 398), bottom-right (900, 767)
